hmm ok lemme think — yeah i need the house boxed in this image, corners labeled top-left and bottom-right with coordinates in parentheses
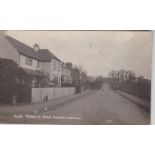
top-left (0, 31), bottom-right (19, 64)
top-left (71, 67), bottom-right (81, 93)
top-left (61, 62), bottom-right (72, 86)
top-left (0, 31), bottom-right (62, 87)
top-left (62, 62), bottom-right (80, 87)
top-left (36, 45), bottom-right (62, 87)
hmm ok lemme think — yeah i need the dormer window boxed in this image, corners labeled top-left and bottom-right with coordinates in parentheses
top-left (25, 57), bottom-right (32, 65)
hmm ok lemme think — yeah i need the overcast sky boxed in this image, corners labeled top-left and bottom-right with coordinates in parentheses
top-left (8, 31), bottom-right (152, 79)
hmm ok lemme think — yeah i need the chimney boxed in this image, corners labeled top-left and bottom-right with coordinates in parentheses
top-left (66, 62), bottom-right (72, 69)
top-left (33, 43), bottom-right (40, 52)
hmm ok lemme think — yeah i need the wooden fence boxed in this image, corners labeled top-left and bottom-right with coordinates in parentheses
top-left (31, 87), bottom-right (76, 103)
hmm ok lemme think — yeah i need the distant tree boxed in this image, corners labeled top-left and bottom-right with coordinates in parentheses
top-left (137, 76), bottom-right (145, 82)
top-left (66, 62), bottom-right (72, 69)
top-left (81, 71), bottom-right (88, 85)
top-left (89, 76), bottom-right (104, 90)
top-left (126, 70), bottom-right (136, 83)
top-left (108, 70), bottom-right (136, 84)
top-left (119, 69), bottom-right (126, 83)
top-left (71, 66), bottom-right (81, 86)
top-left (108, 71), bottom-right (117, 82)
top-left (108, 69), bottom-right (151, 101)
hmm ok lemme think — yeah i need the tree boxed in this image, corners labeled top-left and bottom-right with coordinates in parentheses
top-left (119, 69), bottom-right (126, 83)
top-left (108, 69), bottom-right (151, 101)
top-left (81, 71), bottom-right (88, 85)
top-left (0, 58), bottom-right (31, 104)
top-left (108, 70), bottom-right (118, 83)
top-left (127, 70), bottom-right (136, 83)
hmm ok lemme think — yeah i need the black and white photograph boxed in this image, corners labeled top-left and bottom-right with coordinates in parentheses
top-left (0, 30), bottom-right (152, 125)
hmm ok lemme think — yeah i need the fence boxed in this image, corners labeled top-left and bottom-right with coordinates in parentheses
top-left (31, 87), bottom-right (76, 103)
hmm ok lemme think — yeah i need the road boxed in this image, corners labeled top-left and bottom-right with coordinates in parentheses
top-left (0, 83), bottom-right (150, 124)
top-left (18, 83), bottom-right (149, 125)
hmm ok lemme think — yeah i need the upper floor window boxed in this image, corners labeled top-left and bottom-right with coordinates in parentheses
top-left (25, 57), bottom-right (32, 65)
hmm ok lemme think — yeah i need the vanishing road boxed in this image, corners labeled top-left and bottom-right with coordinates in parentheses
top-left (0, 83), bottom-right (150, 125)
top-left (27, 83), bottom-right (149, 125)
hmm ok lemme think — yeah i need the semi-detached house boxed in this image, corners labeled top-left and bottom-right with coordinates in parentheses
top-left (0, 31), bottom-right (62, 87)
top-left (61, 62), bottom-right (72, 85)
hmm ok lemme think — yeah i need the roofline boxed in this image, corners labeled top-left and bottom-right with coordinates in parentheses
top-left (6, 35), bottom-right (62, 62)
top-left (38, 49), bottom-right (61, 62)
top-left (19, 53), bottom-right (52, 62)
top-left (53, 57), bottom-right (61, 62)
top-left (19, 53), bottom-right (39, 60)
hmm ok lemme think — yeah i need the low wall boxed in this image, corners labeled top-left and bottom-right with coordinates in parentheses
top-left (31, 87), bottom-right (76, 103)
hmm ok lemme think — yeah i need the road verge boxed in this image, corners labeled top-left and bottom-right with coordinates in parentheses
top-left (116, 90), bottom-right (150, 113)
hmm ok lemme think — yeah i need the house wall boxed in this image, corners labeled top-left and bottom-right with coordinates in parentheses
top-left (71, 68), bottom-right (80, 86)
top-left (62, 66), bottom-right (72, 84)
top-left (0, 33), bottom-right (19, 64)
top-left (62, 67), bottom-right (71, 77)
top-left (19, 54), bottom-right (41, 71)
top-left (51, 59), bottom-right (62, 86)
top-left (51, 59), bottom-right (61, 76)
top-left (41, 61), bottom-right (51, 76)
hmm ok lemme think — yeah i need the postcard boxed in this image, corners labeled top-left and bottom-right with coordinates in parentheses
top-left (0, 30), bottom-right (152, 124)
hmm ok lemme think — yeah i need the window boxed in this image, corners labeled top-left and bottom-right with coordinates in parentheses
top-left (25, 57), bottom-right (32, 65)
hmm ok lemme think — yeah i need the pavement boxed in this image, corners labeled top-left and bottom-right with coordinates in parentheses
top-left (0, 83), bottom-right (150, 125)
top-left (116, 90), bottom-right (150, 112)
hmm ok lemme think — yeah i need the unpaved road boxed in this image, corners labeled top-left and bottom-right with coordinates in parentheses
top-left (0, 83), bottom-right (150, 124)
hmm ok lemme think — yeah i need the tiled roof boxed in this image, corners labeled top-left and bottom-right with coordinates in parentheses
top-left (6, 36), bottom-right (40, 60)
top-left (38, 49), bottom-right (61, 62)
top-left (6, 35), bottom-right (61, 62)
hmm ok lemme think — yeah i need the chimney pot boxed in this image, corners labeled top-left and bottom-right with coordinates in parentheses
top-left (33, 43), bottom-right (40, 52)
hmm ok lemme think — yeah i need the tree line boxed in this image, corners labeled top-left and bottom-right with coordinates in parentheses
top-left (108, 69), bottom-right (151, 101)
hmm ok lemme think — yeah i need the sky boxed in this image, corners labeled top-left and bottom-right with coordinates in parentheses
top-left (8, 31), bottom-right (152, 79)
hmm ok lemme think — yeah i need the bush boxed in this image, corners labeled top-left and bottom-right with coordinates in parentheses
top-left (0, 58), bottom-right (31, 104)
top-left (110, 81), bottom-right (151, 101)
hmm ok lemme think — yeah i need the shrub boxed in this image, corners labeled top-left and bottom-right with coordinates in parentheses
top-left (0, 58), bottom-right (31, 104)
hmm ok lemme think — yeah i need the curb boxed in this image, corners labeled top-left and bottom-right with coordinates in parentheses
top-left (40, 90), bottom-right (96, 113)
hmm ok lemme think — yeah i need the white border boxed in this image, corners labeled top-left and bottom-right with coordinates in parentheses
top-left (0, 0), bottom-right (154, 30)
top-left (0, 0), bottom-right (155, 155)
top-left (151, 32), bottom-right (155, 124)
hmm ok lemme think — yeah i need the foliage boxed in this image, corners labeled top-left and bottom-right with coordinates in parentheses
top-left (0, 58), bottom-right (31, 104)
top-left (86, 76), bottom-right (104, 90)
top-left (108, 69), bottom-right (151, 101)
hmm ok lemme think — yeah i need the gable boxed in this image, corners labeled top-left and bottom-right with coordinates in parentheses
top-left (6, 36), bottom-right (61, 62)
top-left (0, 34), bottom-right (19, 64)
top-left (6, 36), bottom-right (40, 60)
